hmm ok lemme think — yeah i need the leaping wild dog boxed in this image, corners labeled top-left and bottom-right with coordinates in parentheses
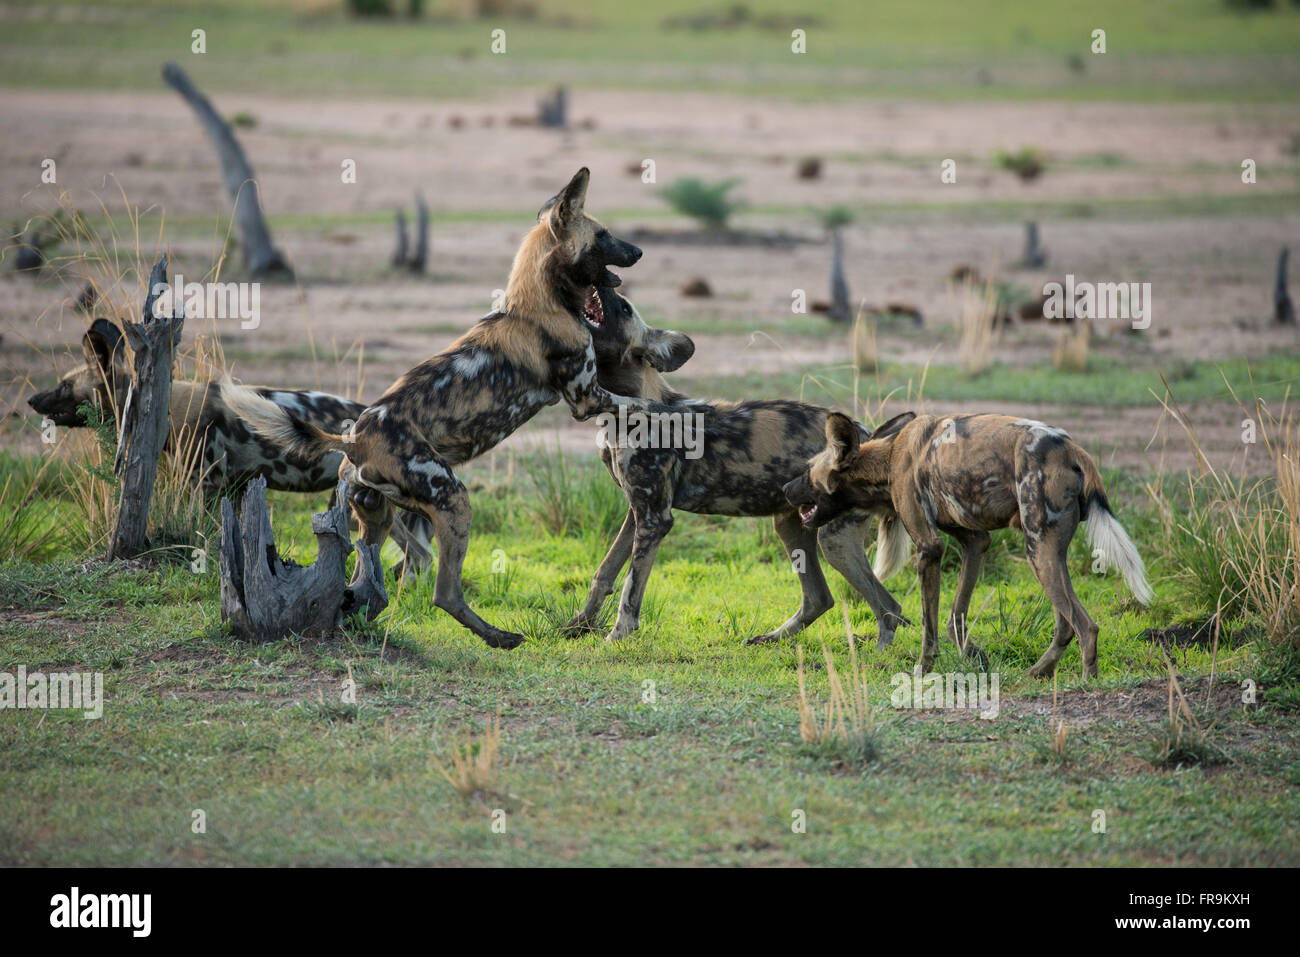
top-left (569, 286), bottom-right (910, 645)
top-left (225, 168), bottom-right (659, 649)
top-left (784, 412), bottom-right (1153, 678)
top-left (27, 318), bottom-right (435, 569)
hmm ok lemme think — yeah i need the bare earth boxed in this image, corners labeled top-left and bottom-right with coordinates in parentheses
top-left (2, 89), bottom-right (1297, 473)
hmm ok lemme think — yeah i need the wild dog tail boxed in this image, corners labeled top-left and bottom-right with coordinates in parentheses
top-left (217, 379), bottom-right (347, 460)
top-left (872, 514), bottom-right (913, 580)
top-left (1073, 444), bottom-right (1154, 606)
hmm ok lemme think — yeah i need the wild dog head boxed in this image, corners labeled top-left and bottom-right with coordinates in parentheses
top-left (783, 411), bottom-right (916, 527)
top-left (27, 318), bottom-right (129, 427)
top-left (589, 286), bottom-right (694, 400)
top-left (507, 167), bottom-right (642, 331)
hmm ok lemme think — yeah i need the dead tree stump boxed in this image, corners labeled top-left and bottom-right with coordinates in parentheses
top-left (1276, 247), bottom-right (1295, 325)
top-left (392, 208), bottom-right (408, 268)
top-left (162, 61), bottom-right (292, 279)
top-left (107, 255), bottom-right (183, 561)
top-left (828, 228), bottom-right (851, 323)
top-left (408, 191), bottom-right (429, 273)
top-left (220, 477), bottom-right (387, 642)
top-left (1020, 221), bottom-right (1047, 268)
top-left (538, 86), bottom-right (568, 129)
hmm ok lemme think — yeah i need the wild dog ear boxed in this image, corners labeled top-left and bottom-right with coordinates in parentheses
top-left (825, 412), bottom-right (861, 467)
top-left (81, 318), bottom-right (123, 373)
top-left (542, 167), bottom-right (590, 228)
top-left (644, 329), bottom-right (694, 372)
top-left (867, 411), bottom-right (916, 442)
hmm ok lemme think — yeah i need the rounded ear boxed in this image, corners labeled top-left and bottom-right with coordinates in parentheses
top-left (645, 329), bottom-right (694, 372)
top-left (825, 412), bottom-right (860, 466)
top-left (81, 318), bottom-right (123, 372)
top-left (868, 411), bottom-right (916, 442)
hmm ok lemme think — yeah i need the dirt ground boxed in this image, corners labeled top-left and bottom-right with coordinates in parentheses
top-left (2, 89), bottom-right (1296, 471)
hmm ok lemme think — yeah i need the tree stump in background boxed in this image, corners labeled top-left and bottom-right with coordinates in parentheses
top-left (108, 255), bottom-right (183, 561)
top-left (220, 477), bottom-right (387, 642)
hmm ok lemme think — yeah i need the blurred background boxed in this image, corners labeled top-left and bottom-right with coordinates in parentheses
top-left (3, 0), bottom-right (1299, 473)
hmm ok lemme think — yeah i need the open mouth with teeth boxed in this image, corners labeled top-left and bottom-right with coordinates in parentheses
top-left (798, 504), bottom-right (818, 525)
top-left (582, 286), bottom-right (605, 329)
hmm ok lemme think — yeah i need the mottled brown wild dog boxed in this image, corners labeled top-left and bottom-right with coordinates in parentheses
top-left (28, 317), bottom-right (435, 568)
top-left (784, 412), bottom-right (1153, 678)
top-left (225, 168), bottom-right (657, 649)
top-left (570, 287), bottom-right (910, 646)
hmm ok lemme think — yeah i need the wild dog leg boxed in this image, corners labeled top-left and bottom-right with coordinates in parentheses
top-left (747, 509), bottom-right (833, 644)
top-left (397, 448), bottom-right (524, 649)
top-left (947, 528), bottom-right (990, 668)
top-left (913, 532), bottom-right (945, 676)
top-left (817, 512), bottom-right (908, 650)
top-left (1026, 542), bottom-right (1100, 679)
top-left (348, 483), bottom-right (396, 556)
top-left (606, 504), bottom-right (672, 641)
top-left (606, 461), bottom-right (674, 641)
top-left (565, 509), bottom-right (635, 636)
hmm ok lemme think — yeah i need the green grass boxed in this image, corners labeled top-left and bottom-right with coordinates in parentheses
top-left (3, 0), bottom-right (1300, 101)
top-left (678, 353), bottom-right (1300, 409)
top-left (0, 449), bottom-right (1296, 865)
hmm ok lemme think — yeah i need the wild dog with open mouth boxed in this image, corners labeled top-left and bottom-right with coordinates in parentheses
top-left (784, 412), bottom-right (1154, 678)
top-left (224, 168), bottom-right (658, 649)
top-left (568, 286), bottom-right (910, 646)
top-left (26, 317), bottom-right (435, 568)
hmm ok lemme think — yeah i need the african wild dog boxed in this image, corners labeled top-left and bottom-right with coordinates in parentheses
top-left (784, 412), bottom-right (1154, 678)
top-left (224, 168), bottom-right (659, 649)
top-left (567, 286), bottom-right (910, 646)
top-left (27, 317), bottom-right (433, 570)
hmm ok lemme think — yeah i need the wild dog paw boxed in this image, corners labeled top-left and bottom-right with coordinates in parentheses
top-left (482, 629), bottom-right (525, 650)
top-left (746, 633), bottom-right (780, 645)
top-left (604, 623), bottom-right (636, 642)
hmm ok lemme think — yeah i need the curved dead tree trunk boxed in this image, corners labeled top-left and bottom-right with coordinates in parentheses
top-left (161, 61), bottom-right (292, 279)
top-left (108, 255), bottom-right (183, 561)
top-left (220, 477), bottom-right (387, 642)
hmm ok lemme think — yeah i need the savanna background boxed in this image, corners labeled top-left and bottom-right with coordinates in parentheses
top-left (0, 0), bottom-right (1298, 865)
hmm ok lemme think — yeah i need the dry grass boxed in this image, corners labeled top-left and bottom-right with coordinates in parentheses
top-left (1053, 320), bottom-right (1090, 372)
top-left (796, 633), bottom-right (879, 767)
top-left (1150, 660), bottom-right (1222, 767)
top-left (850, 301), bottom-right (878, 375)
top-left (431, 715), bottom-right (502, 798)
top-left (951, 276), bottom-right (998, 377)
top-left (1150, 383), bottom-right (1299, 648)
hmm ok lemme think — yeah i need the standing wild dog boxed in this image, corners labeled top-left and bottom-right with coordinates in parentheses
top-left (225, 168), bottom-right (659, 649)
top-left (784, 412), bottom-right (1153, 678)
top-left (569, 286), bottom-right (910, 645)
top-left (27, 317), bottom-right (433, 569)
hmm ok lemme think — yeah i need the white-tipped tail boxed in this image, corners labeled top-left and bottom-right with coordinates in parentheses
top-left (1085, 506), bottom-right (1154, 606)
top-left (217, 378), bottom-right (319, 457)
top-left (872, 515), bottom-right (913, 580)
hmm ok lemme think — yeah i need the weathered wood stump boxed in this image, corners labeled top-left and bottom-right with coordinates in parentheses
top-left (220, 477), bottom-right (387, 641)
top-left (161, 61), bottom-right (292, 279)
top-left (1020, 221), bottom-right (1047, 268)
top-left (108, 255), bottom-right (183, 561)
top-left (1275, 247), bottom-right (1295, 325)
top-left (828, 228), bottom-right (851, 323)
